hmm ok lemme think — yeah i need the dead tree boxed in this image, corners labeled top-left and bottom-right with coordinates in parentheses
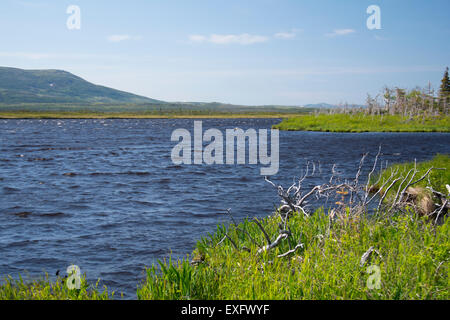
top-left (264, 148), bottom-right (447, 225)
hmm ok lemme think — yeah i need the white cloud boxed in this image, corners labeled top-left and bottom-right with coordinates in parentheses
top-left (107, 34), bottom-right (143, 43)
top-left (189, 33), bottom-right (269, 45)
top-left (190, 29), bottom-right (302, 44)
top-left (188, 35), bottom-right (207, 43)
top-left (274, 28), bottom-right (302, 39)
top-left (274, 32), bottom-right (296, 39)
top-left (325, 29), bottom-right (356, 37)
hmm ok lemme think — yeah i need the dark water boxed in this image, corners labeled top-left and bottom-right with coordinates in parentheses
top-left (0, 118), bottom-right (449, 298)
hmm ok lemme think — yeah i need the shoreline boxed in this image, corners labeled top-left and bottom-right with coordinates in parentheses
top-left (273, 113), bottom-right (450, 133)
top-left (0, 111), bottom-right (293, 119)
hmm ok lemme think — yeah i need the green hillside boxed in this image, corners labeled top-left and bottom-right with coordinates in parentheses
top-left (0, 66), bottom-right (317, 115)
top-left (0, 66), bottom-right (162, 104)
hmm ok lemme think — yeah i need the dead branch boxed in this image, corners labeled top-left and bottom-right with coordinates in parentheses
top-left (257, 230), bottom-right (290, 254)
top-left (253, 218), bottom-right (272, 245)
top-left (277, 242), bottom-right (304, 258)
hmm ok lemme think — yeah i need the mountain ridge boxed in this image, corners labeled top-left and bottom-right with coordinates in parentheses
top-left (0, 66), bottom-right (361, 110)
top-left (0, 66), bottom-right (162, 104)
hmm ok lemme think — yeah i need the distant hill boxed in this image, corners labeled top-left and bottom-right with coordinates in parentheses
top-left (0, 66), bottom-right (361, 112)
top-left (304, 103), bottom-right (337, 109)
top-left (0, 66), bottom-right (162, 104)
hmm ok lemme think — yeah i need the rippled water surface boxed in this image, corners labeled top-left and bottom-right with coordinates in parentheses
top-left (1, 118), bottom-right (449, 298)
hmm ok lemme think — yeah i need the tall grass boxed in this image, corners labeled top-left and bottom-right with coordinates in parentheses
top-left (0, 274), bottom-right (113, 300)
top-left (3, 210), bottom-right (447, 300)
top-left (137, 210), bottom-right (449, 300)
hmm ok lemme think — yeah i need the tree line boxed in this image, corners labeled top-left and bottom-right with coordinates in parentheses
top-left (325, 67), bottom-right (450, 117)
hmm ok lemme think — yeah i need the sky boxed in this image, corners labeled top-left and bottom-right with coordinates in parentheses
top-left (0, 0), bottom-right (449, 106)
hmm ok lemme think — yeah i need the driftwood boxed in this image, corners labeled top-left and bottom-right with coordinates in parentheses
top-left (266, 149), bottom-right (446, 221)
top-left (262, 149), bottom-right (446, 258)
top-left (360, 246), bottom-right (382, 267)
top-left (215, 149), bottom-right (446, 264)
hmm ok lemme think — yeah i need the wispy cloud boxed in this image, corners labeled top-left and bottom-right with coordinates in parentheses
top-left (274, 28), bottom-right (302, 40)
top-left (325, 29), bottom-right (356, 37)
top-left (189, 29), bottom-right (303, 45)
top-left (107, 34), bottom-right (143, 43)
top-left (274, 32), bottom-right (296, 39)
top-left (189, 35), bottom-right (207, 43)
top-left (189, 33), bottom-right (269, 45)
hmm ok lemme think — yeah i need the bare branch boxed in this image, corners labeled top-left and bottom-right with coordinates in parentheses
top-left (277, 243), bottom-right (304, 258)
top-left (253, 218), bottom-right (272, 245)
top-left (257, 231), bottom-right (289, 254)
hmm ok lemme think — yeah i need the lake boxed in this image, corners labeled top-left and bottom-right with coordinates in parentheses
top-left (1, 118), bottom-right (449, 298)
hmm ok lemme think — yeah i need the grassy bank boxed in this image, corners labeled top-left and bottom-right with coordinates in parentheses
top-left (0, 274), bottom-right (113, 300)
top-left (273, 114), bottom-right (450, 132)
top-left (136, 210), bottom-right (448, 300)
top-left (371, 154), bottom-right (450, 195)
top-left (0, 110), bottom-right (301, 119)
top-left (1, 158), bottom-right (448, 300)
top-left (2, 211), bottom-right (447, 300)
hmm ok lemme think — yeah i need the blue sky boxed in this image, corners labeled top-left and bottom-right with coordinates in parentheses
top-left (0, 0), bottom-right (449, 105)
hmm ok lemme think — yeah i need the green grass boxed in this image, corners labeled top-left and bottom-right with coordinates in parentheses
top-left (0, 274), bottom-right (113, 300)
top-left (273, 114), bottom-right (450, 132)
top-left (1, 211), bottom-right (448, 300)
top-left (137, 211), bottom-right (449, 300)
